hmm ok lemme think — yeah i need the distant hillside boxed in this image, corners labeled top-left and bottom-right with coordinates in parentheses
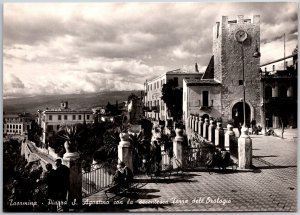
top-left (3, 90), bottom-right (142, 114)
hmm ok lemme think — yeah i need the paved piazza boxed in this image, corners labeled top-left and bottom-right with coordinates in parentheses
top-left (84, 130), bottom-right (297, 212)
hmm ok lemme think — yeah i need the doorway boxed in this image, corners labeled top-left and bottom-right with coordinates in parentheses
top-left (232, 102), bottom-right (251, 127)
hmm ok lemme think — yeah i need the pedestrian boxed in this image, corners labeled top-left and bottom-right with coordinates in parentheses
top-left (251, 119), bottom-right (256, 129)
top-left (54, 159), bottom-right (69, 212)
top-left (238, 123), bottom-right (242, 137)
top-left (112, 164), bottom-right (125, 186)
top-left (153, 141), bottom-right (162, 175)
top-left (43, 163), bottom-right (57, 200)
top-left (38, 163), bottom-right (57, 211)
top-left (119, 162), bottom-right (133, 187)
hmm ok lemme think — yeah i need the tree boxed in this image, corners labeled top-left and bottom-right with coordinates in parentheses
top-left (28, 121), bottom-right (43, 147)
top-left (161, 79), bottom-right (183, 121)
top-left (128, 93), bottom-right (139, 102)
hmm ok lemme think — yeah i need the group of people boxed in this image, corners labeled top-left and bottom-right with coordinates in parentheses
top-left (205, 148), bottom-right (230, 172)
top-left (40, 159), bottom-right (69, 212)
top-left (237, 119), bottom-right (262, 136)
top-left (112, 162), bottom-right (133, 188)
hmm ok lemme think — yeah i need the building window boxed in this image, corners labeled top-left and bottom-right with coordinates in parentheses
top-left (174, 77), bottom-right (178, 86)
top-left (265, 85), bottom-right (272, 100)
top-left (87, 115), bottom-right (90, 120)
top-left (57, 125), bottom-right (60, 130)
top-left (78, 115), bottom-right (82, 120)
top-left (49, 115), bottom-right (52, 121)
top-left (58, 115), bottom-right (62, 120)
top-left (279, 85), bottom-right (287, 97)
top-left (202, 91), bottom-right (209, 107)
top-left (150, 84), bottom-right (152, 91)
top-left (47, 125), bottom-right (53, 132)
top-left (64, 115), bottom-right (68, 120)
top-left (73, 115), bottom-right (76, 120)
top-left (19, 125), bottom-right (21, 129)
top-left (157, 81), bottom-right (159, 88)
top-left (13, 125), bottom-right (15, 129)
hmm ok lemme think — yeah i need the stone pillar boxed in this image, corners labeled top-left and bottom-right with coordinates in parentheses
top-left (215, 122), bottom-right (224, 149)
top-left (272, 82), bottom-right (278, 97)
top-left (273, 115), bottom-right (279, 129)
top-left (198, 118), bottom-right (203, 136)
top-left (260, 105), bottom-right (266, 135)
top-left (194, 117), bottom-right (199, 133)
top-left (287, 84), bottom-right (293, 97)
top-left (208, 119), bottom-right (215, 144)
top-left (189, 115), bottom-right (193, 128)
top-left (225, 124), bottom-right (235, 151)
top-left (21, 139), bottom-right (26, 156)
top-left (63, 152), bottom-right (82, 208)
top-left (118, 133), bottom-right (133, 171)
top-left (203, 118), bottom-right (209, 139)
top-left (173, 128), bottom-right (184, 169)
top-left (238, 126), bottom-right (252, 169)
top-left (192, 116), bottom-right (196, 131)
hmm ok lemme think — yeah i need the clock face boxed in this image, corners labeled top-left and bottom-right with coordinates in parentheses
top-left (235, 30), bottom-right (248, 43)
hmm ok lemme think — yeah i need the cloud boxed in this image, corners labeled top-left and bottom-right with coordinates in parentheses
top-left (3, 2), bottom-right (298, 97)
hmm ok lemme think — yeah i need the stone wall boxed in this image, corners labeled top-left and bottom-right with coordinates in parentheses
top-left (186, 84), bottom-right (222, 118)
top-left (214, 15), bottom-right (261, 124)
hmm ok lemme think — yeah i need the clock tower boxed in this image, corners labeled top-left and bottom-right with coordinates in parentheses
top-left (212, 15), bottom-right (261, 126)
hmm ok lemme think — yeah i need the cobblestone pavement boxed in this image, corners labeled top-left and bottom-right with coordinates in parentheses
top-left (84, 131), bottom-right (297, 212)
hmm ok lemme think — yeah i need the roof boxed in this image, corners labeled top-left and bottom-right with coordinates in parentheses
top-left (43, 110), bottom-right (93, 114)
top-left (146, 69), bottom-right (202, 83)
top-left (185, 79), bottom-right (221, 86)
top-left (202, 56), bottom-right (214, 79)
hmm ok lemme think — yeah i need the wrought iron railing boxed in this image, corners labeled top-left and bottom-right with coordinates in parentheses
top-left (82, 163), bottom-right (115, 198)
top-left (230, 136), bottom-right (239, 160)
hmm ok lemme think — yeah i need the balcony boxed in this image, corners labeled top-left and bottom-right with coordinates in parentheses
top-left (151, 106), bottom-right (160, 113)
top-left (143, 106), bottom-right (151, 112)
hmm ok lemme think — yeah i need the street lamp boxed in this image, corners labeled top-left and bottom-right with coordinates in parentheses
top-left (235, 30), bottom-right (261, 129)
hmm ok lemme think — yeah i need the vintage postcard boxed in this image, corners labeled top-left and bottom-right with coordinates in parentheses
top-left (3, 2), bottom-right (298, 212)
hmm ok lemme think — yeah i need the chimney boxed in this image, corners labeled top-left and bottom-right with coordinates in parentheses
top-left (195, 63), bottom-right (199, 73)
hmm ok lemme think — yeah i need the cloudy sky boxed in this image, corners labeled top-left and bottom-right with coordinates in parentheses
top-left (3, 2), bottom-right (298, 98)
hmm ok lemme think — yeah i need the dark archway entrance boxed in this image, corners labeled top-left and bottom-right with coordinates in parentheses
top-left (232, 102), bottom-right (251, 127)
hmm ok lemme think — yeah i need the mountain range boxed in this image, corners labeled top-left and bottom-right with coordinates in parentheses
top-left (3, 90), bottom-right (142, 114)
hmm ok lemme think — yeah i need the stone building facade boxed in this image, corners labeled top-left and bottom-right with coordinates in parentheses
top-left (184, 15), bottom-right (261, 127)
top-left (260, 47), bottom-right (298, 129)
top-left (40, 101), bottom-right (94, 144)
top-left (3, 113), bottom-right (35, 136)
top-left (144, 69), bottom-right (202, 121)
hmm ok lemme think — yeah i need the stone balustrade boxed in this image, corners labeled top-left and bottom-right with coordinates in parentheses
top-left (203, 118), bottom-right (209, 139)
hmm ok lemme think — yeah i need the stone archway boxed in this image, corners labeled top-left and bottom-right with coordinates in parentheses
top-left (232, 102), bottom-right (251, 127)
top-left (229, 99), bottom-right (255, 125)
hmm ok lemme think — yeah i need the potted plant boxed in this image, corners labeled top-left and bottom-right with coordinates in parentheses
top-left (226, 119), bottom-right (234, 131)
top-left (117, 115), bottom-right (130, 141)
top-left (215, 117), bottom-right (223, 128)
top-left (175, 122), bottom-right (184, 136)
top-left (59, 125), bottom-right (80, 153)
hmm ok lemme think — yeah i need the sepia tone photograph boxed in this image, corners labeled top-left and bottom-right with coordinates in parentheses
top-left (3, 2), bottom-right (298, 212)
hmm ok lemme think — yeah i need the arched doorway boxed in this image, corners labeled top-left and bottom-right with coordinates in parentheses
top-left (202, 114), bottom-right (210, 120)
top-left (232, 102), bottom-right (251, 127)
